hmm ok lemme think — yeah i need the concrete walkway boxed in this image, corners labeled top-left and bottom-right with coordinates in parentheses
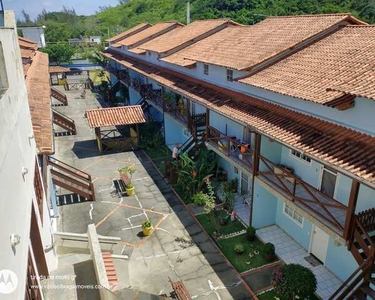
top-left (51, 87), bottom-right (253, 300)
top-left (257, 225), bottom-right (342, 299)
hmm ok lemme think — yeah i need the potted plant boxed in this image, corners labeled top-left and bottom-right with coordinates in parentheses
top-left (246, 226), bottom-right (256, 241)
top-left (119, 166), bottom-right (136, 196)
top-left (142, 218), bottom-right (153, 236)
top-left (234, 243), bottom-right (244, 255)
top-left (264, 242), bottom-right (276, 262)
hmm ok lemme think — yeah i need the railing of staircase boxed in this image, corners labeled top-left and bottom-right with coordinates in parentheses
top-left (329, 258), bottom-right (373, 300)
top-left (192, 113), bottom-right (206, 127)
top-left (357, 208), bottom-right (375, 232)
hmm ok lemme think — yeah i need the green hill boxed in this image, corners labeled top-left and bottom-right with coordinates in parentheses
top-left (94, 0), bottom-right (375, 37)
top-left (18, 0), bottom-right (375, 42)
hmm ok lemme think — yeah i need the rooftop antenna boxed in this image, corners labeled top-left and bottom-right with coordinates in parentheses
top-left (187, 1), bottom-right (190, 24)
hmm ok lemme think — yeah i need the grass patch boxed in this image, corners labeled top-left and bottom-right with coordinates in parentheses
top-left (145, 146), bottom-right (171, 160)
top-left (196, 210), bottom-right (245, 236)
top-left (217, 234), bottom-right (278, 272)
top-left (258, 289), bottom-right (319, 300)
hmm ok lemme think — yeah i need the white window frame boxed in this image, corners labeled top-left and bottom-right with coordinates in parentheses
top-left (226, 69), bottom-right (233, 82)
top-left (283, 203), bottom-right (304, 227)
top-left (203, 64), bottom-right (209, 76)
top-left (290, 149), bottom-right (312, 165)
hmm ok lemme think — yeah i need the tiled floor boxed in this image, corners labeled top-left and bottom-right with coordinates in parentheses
top-left (233, 194), bottom-right (250, 226)
top-left (257, 225), bottom-right (343, 299)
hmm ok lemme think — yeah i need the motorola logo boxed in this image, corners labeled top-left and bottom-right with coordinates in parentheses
top-left (0, 270), bottom-right (18, 294)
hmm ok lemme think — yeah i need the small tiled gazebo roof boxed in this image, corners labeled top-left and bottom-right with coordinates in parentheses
top-left (49, 66), bottom-right (70, 74)
top-left (85, 106), bottom-right (146, 128)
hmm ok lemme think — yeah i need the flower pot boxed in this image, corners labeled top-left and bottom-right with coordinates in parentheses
top-left (126, 186), bottom-right (135, 196)
top-left (265, 254), bottom-right (275, 262)
top-left (142, 226), bottom-right (153, 236)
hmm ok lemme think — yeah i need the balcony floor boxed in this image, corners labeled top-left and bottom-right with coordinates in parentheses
top-left (257, 225), bottom-right (343, 299)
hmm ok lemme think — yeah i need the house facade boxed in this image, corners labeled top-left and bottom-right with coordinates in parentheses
top-left (103, 14), bottom-right (375, 298)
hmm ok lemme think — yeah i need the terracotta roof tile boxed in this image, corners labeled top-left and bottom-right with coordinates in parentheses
top-left (21, 48), bottom-right (35, 59)
top-left (161, 14), bottom-right (365, 70)
top-left (103, 50), bottom-right (375, 184)
top-left (239, 25), bottom-right (375, 105)
top-left (18, 38), bottom-right (37, 51)
top-left (49, 66), bottom-right (70, 73)
top-left (117, 22), bottom-right (183, 48)
top-left (25, 52), bottom-right (53, 154)
top-left (86, 105), bottom-right (146, 128)
top-left (137, 19), bottom-right (233, 54)
top-left (106, 23), bottom-right (151, 43)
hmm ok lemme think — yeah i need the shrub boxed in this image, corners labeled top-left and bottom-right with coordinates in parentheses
top-left (272, 264), bottom-right (317, 299)
top-left (234, 243), bottom-right (244, 254)
top-left (193, 192), bottom-right (209, 206)
top-left (246, 226), bottom-right (256, 241)
top-left (264, 243), bottom-right (275, 255)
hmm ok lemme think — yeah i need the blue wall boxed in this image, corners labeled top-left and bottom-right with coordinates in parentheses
top-left (164, 114), bottom-right (189, 148)
top-left (259, 137), bottom-right (282, 172)
top-left (252, 182), bottom-right (277, 228)
top-left (325, 237), bottom-right (358, 281)
top-left (275, 199), bottom-right (313, 250)
top-left (218, 157), bottom-right (240, 188)
top-left (356, 184), bottom-right (375, 213)
top-left (129, 87), bottom-right (141, 105)
top-left (209, 111), bottom-right (243, 139)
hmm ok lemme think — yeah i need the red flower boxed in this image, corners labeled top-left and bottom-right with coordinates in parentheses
top-left (192, 171), bottom-right (197, 177)
top-left (205, 178), bottom-right (210, 184)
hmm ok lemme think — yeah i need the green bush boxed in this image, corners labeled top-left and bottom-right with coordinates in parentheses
top-left (264, 243), bottom-right (275, 255)
top-left (272, 264), bottom-right (317, 299)
top-left (234, 243), bottom-right (244, 254)
top-left (193, 192), bottom-right (209, 206)
top-left (246, 226), bottom-right (256, 241)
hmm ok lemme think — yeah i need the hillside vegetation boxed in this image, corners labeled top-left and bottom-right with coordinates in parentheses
top-left (18, 0), bottom-right (375, 42)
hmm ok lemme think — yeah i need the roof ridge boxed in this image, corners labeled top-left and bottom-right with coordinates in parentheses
top-left (267, 13), bottom-right (352, 18)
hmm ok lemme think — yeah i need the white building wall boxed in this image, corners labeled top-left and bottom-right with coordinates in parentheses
top-left (0, 12), bottom-right (56, 299)
top-left (19, 27), bottom-right (46, 48)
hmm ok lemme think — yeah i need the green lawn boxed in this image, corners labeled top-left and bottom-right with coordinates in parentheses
top-left (145, 146), bottom-right (171, 160)
top-left (217, 234), bottom-right (278, 272)
top-left (196, 210), bottom-right (245, 236)
top-left (258, 289), bottom-right (320, 300)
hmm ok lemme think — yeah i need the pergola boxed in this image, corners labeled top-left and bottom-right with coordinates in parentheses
top-left (49, 66), bottom-right (70, 86)
top-left (85, 105), bottom-right (146, 153)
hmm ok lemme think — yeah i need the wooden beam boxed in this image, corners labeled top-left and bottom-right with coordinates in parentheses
top-left (343, 179), bottom-right (360, 241)
top-left (95, 127), bottom-right (103, 153)
top-left (250, 133), bottom-right (261, 226)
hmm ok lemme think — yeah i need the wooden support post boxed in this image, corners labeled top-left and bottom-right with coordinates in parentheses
top-left (95, 127), bottom-right (103, 153)
top-left (249, 132), bottom-right (261, 226)
top-left (187, 98), bottom-right (191, 130)
top-left (343, 179), bottom-right (360, 241)
top-left (205, 108), bottom-right (209, 141)
top-left (136, 124), bottom-right (140, 149)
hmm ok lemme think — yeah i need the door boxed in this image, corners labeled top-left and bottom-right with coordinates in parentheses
top-left (240, 172), bottom-right (251, 205)
top-left (320, 166), bottom-right (337, 198)
top-left (310, 226), bottom-right (329, 263)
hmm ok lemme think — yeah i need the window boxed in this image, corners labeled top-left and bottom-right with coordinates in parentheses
top-left (284, 204), bottom-right (303, 226)
top-left (291, 149), bottom-right (311, 164)
top-left (226, 69), bottom-right (233, 82)
top-left (203, 64), bottom-right (209, 75)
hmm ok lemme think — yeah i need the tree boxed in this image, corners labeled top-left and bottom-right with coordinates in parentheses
top-left (44, 22), bottom-right (72, 43)
top-left (40, 44), bottom-right (75, 65)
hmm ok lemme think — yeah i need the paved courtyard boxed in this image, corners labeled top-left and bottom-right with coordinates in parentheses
top-left (52, 87), bottom-right (253, 299)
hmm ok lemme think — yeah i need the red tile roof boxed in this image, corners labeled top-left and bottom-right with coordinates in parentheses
top-left (106, 23), bottom-right (151, 43)
top-left (161, 14), bottom-right (365, 70)
top-left (86, 105), bottom-right (146, 128)
top-left (25, 51), bottom-right (53, 154)
top-left (103, 50), bottom-right (375, 185)
top-left (117, 22), bottom-right (183, 48)
top-left (49, 66), bottom-right (70, 73)
top-left (239, 25), bottom-right (375, 105)
top-left (137, 19), bottom-right (234, 54)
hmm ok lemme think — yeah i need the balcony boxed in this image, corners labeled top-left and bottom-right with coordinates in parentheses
top-left (258, 155), bottom-right (348, 234)
top-left (118, 70), bottom-right (131, 86)
top-left (164, 101), bottom-right (189, 124)
top-left (206, 125), bottom-right (349, 235)
top-left (206, 125), bottom-right (253, 170)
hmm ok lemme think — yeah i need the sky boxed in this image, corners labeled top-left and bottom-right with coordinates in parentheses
top-left (3, 0), bottom-right (120, 20)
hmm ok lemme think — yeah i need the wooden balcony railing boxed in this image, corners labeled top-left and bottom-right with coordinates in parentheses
top-left (191, 113), bottom-right (206, 127)
top-left (131, 78), bottom-right (141, 92)
top-left (258, 155), bottom-right (348, 232)
top-left (357, 208), bottom-right (375, 233)
top-left (206, 125), bottom-right (253, 169)
top-left (118, 70), bottom-right (131, 86)
top-left (164, 101), bottom-right (189, 124)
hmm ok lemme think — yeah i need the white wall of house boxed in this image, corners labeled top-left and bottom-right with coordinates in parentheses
top-left (19, 26), bottom-right (46, 48)
top-left (0, 13), bottom-right (56, 299)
